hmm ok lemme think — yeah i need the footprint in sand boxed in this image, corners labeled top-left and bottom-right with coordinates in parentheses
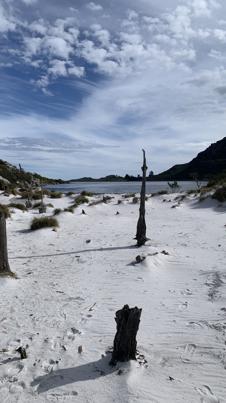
top-left (179, 301), bottom-right (188, 311)
top-left (47, 390), bottom-right (78, 400)
top-left (196, 385), bottom-right (220, 403)
top-left (181, 343), bottom-right (196, 362)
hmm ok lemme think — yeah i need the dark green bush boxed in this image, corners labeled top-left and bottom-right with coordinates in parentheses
top-left (66, 191), bottom-right (74, 196)
top-left (122, 193), bottom-right (135, 198)
top-left (132, 196), bottom-right (139, 204)
top-left (80, 190), bottom-right (93, 197)
top-left (9, 203), bottom-right (27, 211)
top-left (212, 186), bottom-right (226, 203)
top-left (64, 206), bottom-right (74, 213)
top-left (53, 208), bottom-right (62, 216)
top-left (49, 191), bottom-right (62, 199)
top-left (151, 190), bottom-right (168, 197)
top-left (39, 205), bottom-right (46, 213)
top-left (30, 216), bottom-right (59, 230)
top-left (0, 204), bottom-right (11, 218)
top-left (73, 195), bottom-right (89, 206)
top-left (32, 191), bottom-right (44, 200)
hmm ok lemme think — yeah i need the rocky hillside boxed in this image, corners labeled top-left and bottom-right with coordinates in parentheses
top-left (0, 159), bottom-right (62, 190)
top-left (153, 137), bottom-right (226, 181)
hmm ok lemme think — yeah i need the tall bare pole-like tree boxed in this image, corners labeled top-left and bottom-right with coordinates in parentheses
top-left (135, 149), bottom-right (148, 247)
top-left (0, 212), bottom-right (12, 275)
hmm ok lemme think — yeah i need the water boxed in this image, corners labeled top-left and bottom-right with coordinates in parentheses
top-left (46, 181), bottom-right (204, 194)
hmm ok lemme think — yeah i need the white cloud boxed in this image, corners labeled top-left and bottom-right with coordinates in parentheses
top-left (2, 0), bottom-right (226, 177)
top-left (21, 0), bottom-right (37, 4)
top-left (0, 4), bottom-right (16, 32)
top-left (48, 60), bottom-right (67, 77)
top-left (86, 2), bottom-right (103, 11)
top-left (213, 28), bottom-right (226, 41)
top-left (67, 65), bottom-right (85, 77)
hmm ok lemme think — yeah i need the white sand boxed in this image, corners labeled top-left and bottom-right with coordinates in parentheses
top-left (0, 192), bottom-right (226, 402)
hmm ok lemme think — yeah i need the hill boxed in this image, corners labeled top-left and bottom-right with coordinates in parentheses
top-left (0, 159), bottom-right (63, 190)
top-left (152, 137), bottom-right (226, 181)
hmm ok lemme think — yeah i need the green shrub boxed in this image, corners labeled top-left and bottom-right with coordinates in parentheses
top-left (66, 191), bottom-right (75, 196)
top-left (49, 191), bottom-right (62, 199)
top-left (53, 208), bottom-right (62, 216)
top-left (122, 193), bottom-right (135, 198)
top-left (30, 216), bottom-right (59, 230)
top-left (33, 202), bottom-right (42, 209)
top-left (32, 191), bottom-right (44, 200)
top-left (0, 204), bottom-right (11, 218)
top-left (132, 196), bottom-right (139, 204)
top-left (33, 202), bottom-right (54, 209)
top-left (80, 190), bottom-right (93, 197)
top-left (39, 205), bottom-right (46, 213)
top-left (151, 190), bottom-right (168, 197)
top-left (212, 186), bottom-right (226, 203)
top-left (9, 203), bottom-right (27, 211)
top-left (73, 195), bottom-right (89, 206)
top-left (64, 207), bottom-right (74, 213)
top-left (103, 195), bottom-right (113, 203)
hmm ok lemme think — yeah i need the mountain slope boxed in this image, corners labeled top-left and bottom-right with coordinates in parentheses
top-left (0, 159), bottom-right (62, 188)
top-left (153, 137), bottom-right (226, 181)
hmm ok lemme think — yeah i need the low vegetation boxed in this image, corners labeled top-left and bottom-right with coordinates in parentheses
top-left (53, 208), bottom-right (62, 216)
top-left (132, 196), bottom-right (139, 204)
top-left (9, 203), bottom-right (27, 212)
top-left (151, 190), bottom-right (168, 197)
top-left (81, 190), bottom-right (93, 197)
top-left (73, 195), bottom-right (89, 208)
top-left (122, 193), bottom-right (136, 198)
top-left (0, 204), bottom-right (11, 218)
top-left (30, 216), bottom-right (59, 231)
top-left (49, 191), bottom-right (62, 199)
top-left (64, 206), bottom-right (75, 213)
top-left (212, 186), bottom-right (226, 203)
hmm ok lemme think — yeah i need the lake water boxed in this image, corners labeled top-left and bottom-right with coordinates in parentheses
top-left (46, 181), bottom-right (205, 194)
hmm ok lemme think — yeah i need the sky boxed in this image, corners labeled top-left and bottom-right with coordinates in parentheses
top-left (1, 0), bottom-right (226, 179)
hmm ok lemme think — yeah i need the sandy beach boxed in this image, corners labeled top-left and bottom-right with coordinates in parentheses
top-left (0, 191), bottom-right (225, 402)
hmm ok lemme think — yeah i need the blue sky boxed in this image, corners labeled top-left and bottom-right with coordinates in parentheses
top-left (1, 0), bottom-right (226, 179)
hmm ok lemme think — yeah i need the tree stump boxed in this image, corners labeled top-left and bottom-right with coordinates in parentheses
top-left (135, 149), bottom-right (148, 247)
top-left (110, 304), bottom-right (142, 365)
top-left (0, 211), bottom-right (12, 275)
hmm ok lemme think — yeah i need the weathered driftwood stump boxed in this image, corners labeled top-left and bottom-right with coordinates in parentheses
top-left (0, 211), bottom-right (12, 275)
top-left (110, 304), bottom-right (142, 365)
top-left (135, 149), bottom-right (148, 247)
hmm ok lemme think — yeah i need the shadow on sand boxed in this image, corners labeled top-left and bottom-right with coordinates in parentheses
top-left (31, 354), bottom-right (118, 394)
top-left (10, 244), bottom-right (140, 260)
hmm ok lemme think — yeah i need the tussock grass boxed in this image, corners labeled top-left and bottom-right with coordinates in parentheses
top-left (53, 208), bottom-right (62, 216)
top-left (9, 203), bottom-right (27, 211)
top-left (0, 204), bottom-right (11, 218)
top-left (212, 186), bottom-right (226, 203)
top-left (49, 191), bottom-right (62, 199)
top-left (64, 207), bottom-right (74, 213)
top-left (81, 190), bottom-right (93, 197)
top-left (73, 195), bottom-right (89, 207)
top-left (30, 216), bottom-right (59, 231)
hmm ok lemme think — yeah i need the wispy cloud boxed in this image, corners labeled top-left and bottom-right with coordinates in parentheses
top-left (0, 0), bottom-right (226, 177)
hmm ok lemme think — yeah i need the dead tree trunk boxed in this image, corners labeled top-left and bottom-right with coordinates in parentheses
top-left (0, 212), bottom-right (12, 275)
top-left (135, 149), bottom-right (148, 246)
top-left (110, 304), bottom-right (142, 365)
